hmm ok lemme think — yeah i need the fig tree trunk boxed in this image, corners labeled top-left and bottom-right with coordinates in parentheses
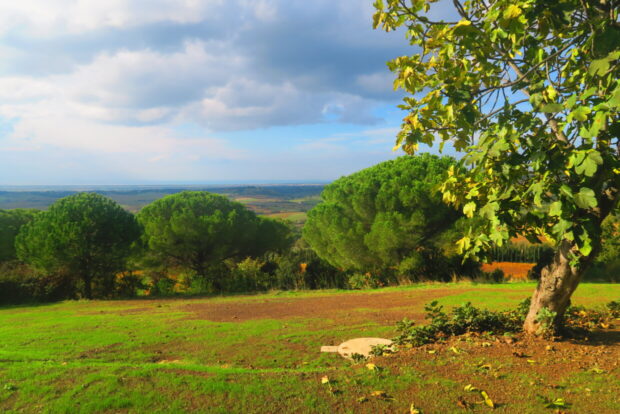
top-left (523, 240), bottom-right (593, 334)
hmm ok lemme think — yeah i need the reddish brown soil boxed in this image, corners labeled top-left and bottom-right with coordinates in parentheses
top-left (483, 262), bottom-right (535, 280)
top-left (179, 289), bottom-right (474, 323)
top-left (366, 330), bottom-right (620, 413)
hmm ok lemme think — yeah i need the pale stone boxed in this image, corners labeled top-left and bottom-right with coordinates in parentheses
top-left (320, 337), bottom-right (393, 359)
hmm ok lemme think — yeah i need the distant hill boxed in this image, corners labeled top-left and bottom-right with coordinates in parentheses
top-left (0, 185), bottom-right (325, 223)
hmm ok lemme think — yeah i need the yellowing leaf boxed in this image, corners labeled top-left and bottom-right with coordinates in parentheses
top-left (481, 390), bottom-right (495, 408)
top-left (454, 19), bottom-right (471, 27)
top-left (366, 363), bottom-right (377, 371)
top-left (503, 5), bottom-right (522, 19)
top-left (463, 202), bottom-right (476, 218)
top-left (464, 384), bottom-right (479, 392)
top-left (321, 376), bottom-right (330, 384)
top-left (450, 346), bottom-right (460, 354)
top-left (427, 350), bottom-right (436, 354)
top-left (409, 402), bottom-right (421, 414)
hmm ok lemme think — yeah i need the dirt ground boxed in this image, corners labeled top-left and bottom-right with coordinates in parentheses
top-left (179, 288), bottom-right (477, 324)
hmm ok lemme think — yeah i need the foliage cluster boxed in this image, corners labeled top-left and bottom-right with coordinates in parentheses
top-left (16, 193), bottom-right (141, 299)
top-left (393, 300), bottom-right (529, 347)
top-left (303, 155), bottom-right (480, 282)
top-left (393, 297), bottom-right (620, 346)
top-left (136, 191), bottom-right (293, 292)
top-left (374, 0), bottom-right (620, 332)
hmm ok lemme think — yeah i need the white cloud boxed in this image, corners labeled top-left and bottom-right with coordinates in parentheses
top-left (0, 0), bottom-right (225, 35)
top-left (0, 0), bottom-right (418, 183)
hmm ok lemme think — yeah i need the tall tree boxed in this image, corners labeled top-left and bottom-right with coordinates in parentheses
top-left (137, 191), bottom-right (292, 289)
top-left (303, 155), bottom-right (464, 279)
top-left (0, 209), bottom-right (40, 263)
top-left (15, 193), bottom-right (141, 299)
top-left (373, 0), bottom-right (620, 333)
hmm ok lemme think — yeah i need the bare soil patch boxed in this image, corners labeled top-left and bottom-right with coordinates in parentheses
top-left (370, 329), bottom-right (620, 413)
top-left (180, 289), bottom-right (475, 323)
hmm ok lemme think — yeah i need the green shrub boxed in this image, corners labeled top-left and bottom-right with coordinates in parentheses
top-left (393, 299), bottom-right (531, 346)
top-left (392, 297), bottom-right (619, 347)
top-left (0, 261), bottom-right (75, 304)
top-left (347, 272), bottom-right (382, 289)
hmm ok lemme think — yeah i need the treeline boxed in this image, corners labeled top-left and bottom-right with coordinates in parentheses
top-left (2, 155), bottom-right (618, 305)
top-left (0, 191), bottom-right (346, 304)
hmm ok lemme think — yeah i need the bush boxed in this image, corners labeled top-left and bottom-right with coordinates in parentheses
top-left (265, 245), bottom-right (346, 290)
top-left (393, 299), bottom-right (530, 346)
top-left (392, 297), bottom-right (620, 347)
top-left (0, 262), bottom-right (75, 304)
top-left (347, 272), bottom-right (383, 289)
top-left (113, 272), bottom-right (148, 298)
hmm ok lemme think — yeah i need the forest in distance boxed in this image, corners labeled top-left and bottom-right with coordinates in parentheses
top-left (2, 155), bottom-right (619, 307)
top-left (0, 184), bottom-right (324, 216)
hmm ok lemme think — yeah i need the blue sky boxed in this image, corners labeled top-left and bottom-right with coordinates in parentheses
top-left (0, 0), bottom-right (451, 185)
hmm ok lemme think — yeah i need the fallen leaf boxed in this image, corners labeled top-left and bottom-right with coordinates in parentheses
top-left (409, 402), bottom-right (421, 414)
top-left (321, 376), bottom-right (330, 384)
top-left (480, 390), bottom-right (494, 408)
top-left (427, 350), bottom-right (436, 354)
top-left (456, 396), bottom-right (468, 409)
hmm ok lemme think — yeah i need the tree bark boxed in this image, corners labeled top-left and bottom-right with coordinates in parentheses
top-left (523, 240), bottom-right (589, 334)
top-left (82, 274), bottom-right (93, 299)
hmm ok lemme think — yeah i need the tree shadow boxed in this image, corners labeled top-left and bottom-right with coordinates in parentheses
top-left (568, 329), bottom-right (620, 346)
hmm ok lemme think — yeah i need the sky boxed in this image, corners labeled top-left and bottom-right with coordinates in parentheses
top-left (0, 0), bottom-right (446, 185)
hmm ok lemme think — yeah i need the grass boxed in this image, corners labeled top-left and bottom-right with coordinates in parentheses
top-left (0, 282), bottom-right (619, 413)
top-left (264, 211), bottom-right (307, 223)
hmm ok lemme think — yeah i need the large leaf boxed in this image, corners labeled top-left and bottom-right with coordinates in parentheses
top-left (573, 188), bottom-right (597, 209)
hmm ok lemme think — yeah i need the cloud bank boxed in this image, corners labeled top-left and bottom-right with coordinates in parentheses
top-left (0, 0), bottom-right (416, 184)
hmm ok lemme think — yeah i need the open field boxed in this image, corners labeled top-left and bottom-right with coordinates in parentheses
top-left (1, 283), bottom-right (619, 413)
top-left (0, 185), bottom-right (324, 216)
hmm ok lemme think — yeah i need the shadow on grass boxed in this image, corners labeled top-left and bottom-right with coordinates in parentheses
top-left (579, 329), bottom-right (620, 346)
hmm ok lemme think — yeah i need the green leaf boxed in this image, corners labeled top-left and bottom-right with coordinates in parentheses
top-left (575, 151), bottom-right (603, 177)
top-left (559, 185), bottom-right (573, 198)
top-left (589, 58), bottom-right (610, 76)
top-left (569, 106), bottom-right (591, 122)
top-left (564, 94), bottom-right (577, 109)
top-left (573, 188), bottom-right (597, 209)
top-left (541, 103), bottom-right (563, 113)
top-left (549, 201), bottom-right (562, 217)
top-left (608, 86), bottom-right (620, 108)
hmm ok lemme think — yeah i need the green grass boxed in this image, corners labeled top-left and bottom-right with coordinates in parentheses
top-left (0, 283), bottom-right (618, 413)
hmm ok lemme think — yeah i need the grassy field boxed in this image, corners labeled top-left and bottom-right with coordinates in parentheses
top-left (1, 283), bottom-right (619, 413)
